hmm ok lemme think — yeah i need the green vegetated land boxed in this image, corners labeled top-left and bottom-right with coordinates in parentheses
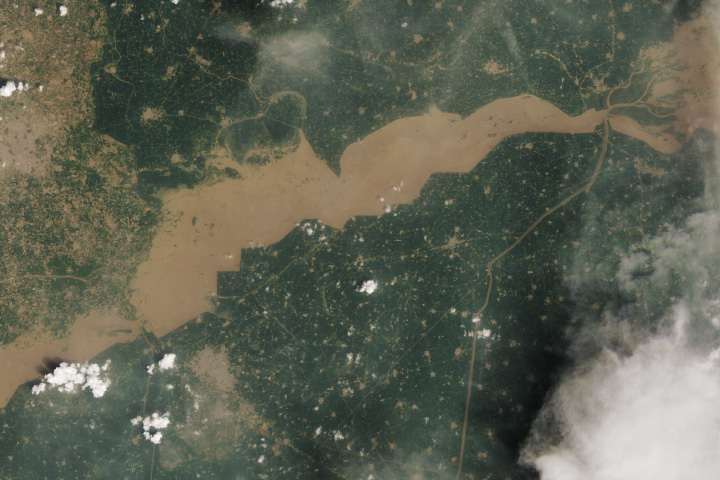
top-left (0, 119), bottom-right (159, 345)
top-left (0, 0), bottom-right (709, 478)
top-left (92, 0), bottom-right (685, 194)
top-left (0, 127), bottom-right (709, 478)
top-left (0, 0), bottom-right (159, 346)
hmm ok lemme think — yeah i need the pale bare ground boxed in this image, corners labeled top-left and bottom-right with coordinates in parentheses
top-left (0, 0), bottom-right (108, 177)
top-left (165, 346), bottom-right (262, 466)
top-left (0, 106), bottom-right (50, 173)
top-left (0, 311), bottom-right (138, 406)
top-left (0, 0), bottom-right (138, 404)
top-left (1, 17), bottom-right (718, 408)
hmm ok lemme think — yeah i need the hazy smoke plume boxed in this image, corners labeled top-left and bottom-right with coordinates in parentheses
top-left (520, 8), bottom-right (720, 477)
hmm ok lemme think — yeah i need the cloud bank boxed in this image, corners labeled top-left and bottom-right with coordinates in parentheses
top-left (147, 353), bottom-right (177, 375)
top-left (521, 307), bottom-right (720, 480)
top-left (521, 54), bottom-right (720, 480)
top-left (132, 412), bottom-right (171, 444)
top-left (158, 353), bottom-right (176, 371)
top-left (31, 360), bottom-right (111, 398)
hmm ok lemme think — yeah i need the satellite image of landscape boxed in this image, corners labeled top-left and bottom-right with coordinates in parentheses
top-left (1, 0), bottom-right (720, 478)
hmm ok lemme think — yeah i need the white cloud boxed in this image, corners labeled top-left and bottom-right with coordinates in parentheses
top-left (521, 115), bottom-right (720, 478)
top-left (32, 360), bottom-right (112, 398)
top-left (31, 383), bottom-right (46, 394)
top-left (357, 279), bottom-right (377, 294)
top-left (144, 412), bottom-right (170, 432)
top-left (269, 0), bottom-right (295, 7)
top-left (34, 8), bottom-right (43, 16)
top-left (145, 353), bottom-right (176, 374)
top-left (1, 81), bottom-right (16, 97)
top-left (58, 5), bottom-right (68, 16)
top-left (346, 353), bottom-right (361, 364)
top-left (1, 81), bottom-right (31, 97)
top-left (158, 353), bottom-right (176, 371)
top-left (259, 32), bottom-right (330, 78)
top-left (522, 309), bottom-right (720, 480)
top-left (464, 328), bottom-right (494, 339)
top-left (132, 412), bottom-right (171, 444)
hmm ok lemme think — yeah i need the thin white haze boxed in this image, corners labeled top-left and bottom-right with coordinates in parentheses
top-left (520, 4), bottom-right (720, 478)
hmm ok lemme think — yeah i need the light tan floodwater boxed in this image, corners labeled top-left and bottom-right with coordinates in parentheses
top-left (1, 17), bottom-right (718, 407)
